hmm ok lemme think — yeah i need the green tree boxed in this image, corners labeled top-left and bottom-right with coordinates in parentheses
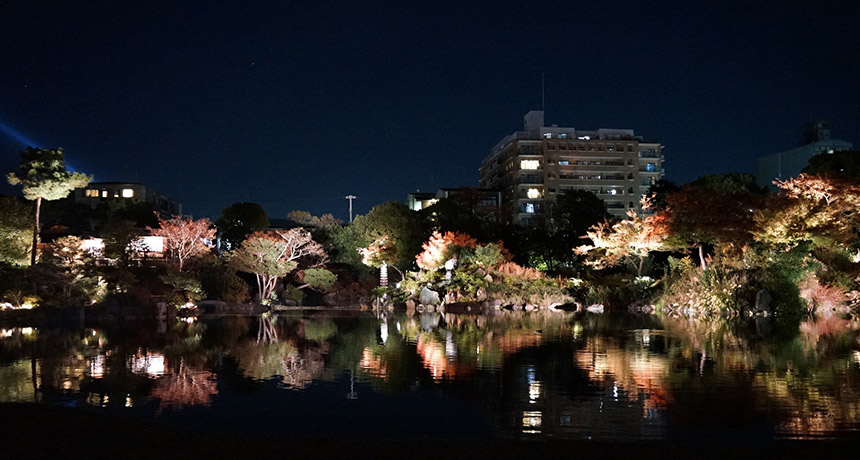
top-left (287, 210), bottom-right (341, 229)
top-left (216, 202), bottom-right (270, 251)
top-left (96, 199), bottom-right (159, 229)
top-left (0, 197), bottom-right (33, 265)
top-left (420, 198), bottom-right (488, 241)
top-left (38, 236), bottom-right (100, 306)
top-left (7, 147), bottom-right (92, 265)
top-left (331, 201), bottom-right (425, 273)
top-left (101, 220), bottom-right (147, 267)
top-left (802, 150), bottom-right (860, 180)
top-left (542, 190), bottom-right (611, 271)
top-left (230, 228), bottom-right (327, 303)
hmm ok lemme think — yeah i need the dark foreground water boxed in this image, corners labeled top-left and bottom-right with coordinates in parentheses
top-left (2, 310), bottom-right (860, 442)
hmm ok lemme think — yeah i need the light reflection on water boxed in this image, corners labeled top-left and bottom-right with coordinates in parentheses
top-left (1, 310), bottom-right (859, 441)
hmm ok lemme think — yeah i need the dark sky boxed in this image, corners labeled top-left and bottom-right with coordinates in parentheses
top-left (2, 1), bottom-right (858, 221)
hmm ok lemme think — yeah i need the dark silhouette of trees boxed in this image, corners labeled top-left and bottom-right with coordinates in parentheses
top-left (216, 202), bottom-right (270, 251)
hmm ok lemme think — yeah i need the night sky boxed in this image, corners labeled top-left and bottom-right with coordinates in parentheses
top-left (2, 1), bottom-right (858, 221)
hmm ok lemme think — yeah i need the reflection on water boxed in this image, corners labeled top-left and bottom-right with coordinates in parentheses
top-left (1, 310), bottom-right (860, 440)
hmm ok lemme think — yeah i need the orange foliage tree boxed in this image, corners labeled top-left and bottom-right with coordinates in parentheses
top-left (415, 231), bottom-right (477, 270)
top-left (149, 214), bottom-right (216, 272)
top-left (576, 198), bottom-right (670, 276)
top-left (754, 174), bottom-right (860, 247)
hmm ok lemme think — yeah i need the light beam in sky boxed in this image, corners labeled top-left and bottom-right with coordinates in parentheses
top-left (0, 119), bottom-right (39, 147)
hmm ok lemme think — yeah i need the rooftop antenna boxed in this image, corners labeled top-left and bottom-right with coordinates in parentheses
top-left (345, 195), bottom-right (356, 223)
top-left (541, 73), bottom-right (545, 112)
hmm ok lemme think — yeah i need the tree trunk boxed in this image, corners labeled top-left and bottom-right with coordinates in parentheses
top-left (637, 257), bottom-right (644, 277)
top-left (698, 244), bottom-right (706, 271)
top-left (31, 197), bottom-right (41, 266)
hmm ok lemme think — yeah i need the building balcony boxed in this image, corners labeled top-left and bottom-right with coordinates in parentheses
top-left (518, 176), bottom-right (543, 184)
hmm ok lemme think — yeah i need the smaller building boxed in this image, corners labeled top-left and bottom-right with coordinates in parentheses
top-left (406, 192), bottom-right (439, 212)
top-left (74, 182), bottom-right (182, 216)
top-left (406, 188), bottom-right (502, 221)
top-left (757, 121), bottom-right (854, 189)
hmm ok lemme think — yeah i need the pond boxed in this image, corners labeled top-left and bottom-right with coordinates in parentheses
top-left (2, 309), bottom-right (860, 442)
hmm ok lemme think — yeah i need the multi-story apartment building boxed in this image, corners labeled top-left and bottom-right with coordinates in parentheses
top-left (74, 182), bottom-right (182, 216)
top-left (479, 111), bottom-right (663, 226)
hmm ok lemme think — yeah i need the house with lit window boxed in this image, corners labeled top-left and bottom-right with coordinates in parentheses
top-left (73, 182), bottom-right (182, 216)
top-left (479, 111), bottom-right (663, 226)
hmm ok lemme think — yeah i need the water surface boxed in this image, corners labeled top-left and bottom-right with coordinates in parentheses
top-left (2, 310), bottom-right (859, 441)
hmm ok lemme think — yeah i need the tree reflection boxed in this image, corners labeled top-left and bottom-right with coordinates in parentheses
top-left (150, 360), bottom-right (217, 412)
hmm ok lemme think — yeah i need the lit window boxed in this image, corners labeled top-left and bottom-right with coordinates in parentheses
top-left (527, 188), bottom-right (540, 199)
top-left (525, 203), bottom-right (535, 213)
top-left (646, 163), bottom-right (656, 172)
top-left (520, 160), bottom-right (540, 170)
top-left (122, 189), bottom-right (134, 198)
top-left (101, 190), bottom-right (108, 198)
top-left (558, 160), bottom-right (569, 166)
top-left (543, 133), bottom-right (552, 139)
top-left (609, 189), bottom-right (617, 195)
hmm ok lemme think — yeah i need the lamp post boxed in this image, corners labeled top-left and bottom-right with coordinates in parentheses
top-left (345, 195), bottom-right (356, 223)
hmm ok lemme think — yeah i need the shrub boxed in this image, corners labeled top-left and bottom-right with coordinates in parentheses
top-left (161, 272), bottom-right (205, 307)
top-left (282, 285), bottom-right (304, 303)
top-left (199, 261), bottom-right (250, 303)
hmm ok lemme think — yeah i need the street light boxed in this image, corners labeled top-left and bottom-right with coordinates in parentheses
top-left (345, 195), bottom-right (356, 223)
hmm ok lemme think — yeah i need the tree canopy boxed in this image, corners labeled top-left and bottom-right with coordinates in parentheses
top-left (7, 147), bottom-right (91, 265)
top-left (331, 201), bottom-right (424, 272)
top-left (149, 215), bottom-right (216, 272)
top-left (802, 150), bottom-right (860, 180)
top-left (216, 202), bottom-right (270, 251)
top-left (664, 173), bottom-right (767, 268)
top-left (230, 228), bottom-right (328, 302)
top-left (0, 197), bottom-right (33, 265)
top-left (7, 147), bottom-right (91, 202)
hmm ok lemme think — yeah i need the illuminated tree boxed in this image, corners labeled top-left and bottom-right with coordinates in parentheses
top-left (40, 235), bottom-right (99, 305)
top-left (0, 197), bottom-right (33, 265)
top-left (576, 198), bottom-right (669, 276)
top-left (754, 174), bottom-right (860, 247)
top-left (7, 147), bottom-right (91, 265)
top-left (230, 228), bottom-right (327, 302)
top-left (287, 210), bottom-right (342, 228)
top-left (359, 235), bottom-right (401, 284)
top-left (149, 214), bottom-right (216, 272)
top-left (415, 231), bottom-right (477, 270)
top-left (664, 173), bottom-right (766, 270)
